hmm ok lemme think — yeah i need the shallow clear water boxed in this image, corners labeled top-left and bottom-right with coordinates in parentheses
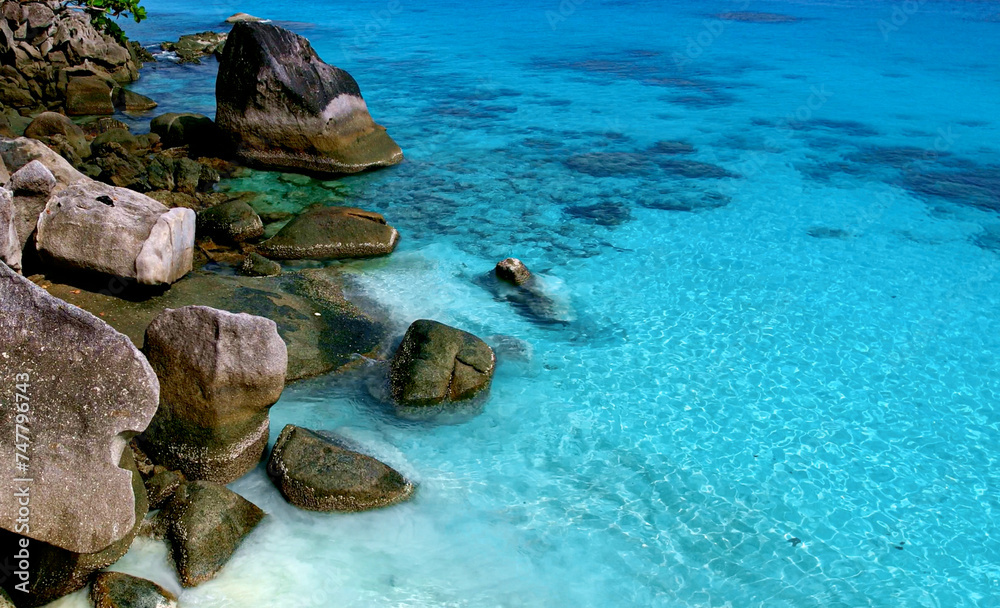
top-left (57, 1), bottom-right (1000, 606)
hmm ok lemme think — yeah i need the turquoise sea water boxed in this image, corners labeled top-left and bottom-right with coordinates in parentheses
top-left (61, 1), bottom-right (1000, 606)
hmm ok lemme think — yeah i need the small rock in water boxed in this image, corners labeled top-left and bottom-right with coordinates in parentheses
top-left (197, 199), bottom-right (264, 242)
top-left (256, 206), bottom-right (400, 260)
top-left (807, 226), bottom-right (851, 239)
top-left (160, 481), bottom-right (265, 587)
top-left (238, 252), bottom-right (282, 277)
top-left (390, 319), bottom-right (496, 408)
top-left (495, 257), bottom-right (532, 285)
top-left (266, 425), bottom-right (415, 512)
top-left (90, 572), bottom-right (178, 608)
top-left (226, 12), bottom-right (265, 23)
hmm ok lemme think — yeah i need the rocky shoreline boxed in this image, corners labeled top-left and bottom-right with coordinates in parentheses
top-left (0, 8), bottom-right (522, 607)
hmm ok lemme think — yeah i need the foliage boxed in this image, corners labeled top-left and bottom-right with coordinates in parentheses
top-left (68, 0), bottom-right (147, 44)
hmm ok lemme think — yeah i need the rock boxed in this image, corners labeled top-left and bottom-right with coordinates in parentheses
top-left (24, 112), bottom-right (92, 160)
top-left (0, 137), bottom-right (86, 188)
top-left (256, 206), bottom-right (399, 260)
top-left (36, 180), bottom-right (196, 285)
top-left (0, 262), bottom-right (158, 552)
top-left (238, 252), bottom-right (281, 277)
top-left (495, 257), bottom-right (531, 285)
top-left (390, 320), bottom-right (496, 407)
top-left (0, 449), bottom-right (148, 607)
top-left (197, 199), bottom-right (263, 243)
top-left (174, 157), bottom-right (203, 194)
top-left (267, 425), bottom-right (414, 512)
top-left (226, 12), bottom-right (264, 23)
top-left (150, 112), bottom-right (222, 155)
top-left (90, 572), bottom-right (178, 608)
top-left (9, 159), bottom-right (56, 195)
top-left (0, 154), bottom-right (8, 184)
top-left (0, 588), bottom-right (12, 608)
top-left (93, 142), bottom-right (149, 190)
top-left (65, 75), bottom-right (115, 116)
top-left (0, 188), bottom-right (20, 271)
top-left (160, 481), bottom-right (265, 587)
top-left (145, 466), bottom-right (187, 511)
top-left (92, 127), bottom-right (141, 155)
top-left (138, 305), bottom-right (288, 483)
top-left (216, 22), bottom-right (403, 175)
top-left (161, 31), bottom-right (228, 63)
top-left (115, 88), bottom-right (158, 113)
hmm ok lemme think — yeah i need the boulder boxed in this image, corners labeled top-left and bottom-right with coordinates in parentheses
top-left (160, 481), bottom-right (265, 587)
top-left (0, 263), bottom-right (158, 552)
top-left (495, 257), bottom-right (531, 285)
top-left (65, 75), bottom-right (115, 116)
top-left (114, 88), bottom-right (158, 113)
top-left (92, 128), bottom-right (141, 155)
top-left (9, 159), bottom-right (56, 195)
top-left (267, 425), bottom-right (414, 512)
top-left (145, 466), bottom-right (186, 510)
top-left (389, 320), bottom-right (496, 407)
top-left (0, 154), bottom-right (8, 184)
top-left (216, 22), bottom-right (402, 175)
top-left (150, 112), bottom-right (222, 155)
top-left (197, 199), bottom-right (264, 242)
top-left (36, 180), bottom-right (195, 285)
top-left (0, 188), bottom-right (20, 271)
top-left (0, 137), bottom-right (86, 188)
top-left (90, 572), bottom-right (178, 608)
top-left (0, 588), bottom-right (12, 608)
top-left (238, 252), bottom-right (281, 277)
top-left (256, 206), bottom-right (399, 260)
top-left (24, 112), bottom-right (91, 160)
top-left (138, 306), bottom-right (288, 483)
top-left (0, 450), bottom-right (148, 607)
top-left (161, 31), bottom-right (227, 63)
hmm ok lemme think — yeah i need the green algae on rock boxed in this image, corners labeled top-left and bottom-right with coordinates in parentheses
top-left (256, 206), bottom-right (400, 260)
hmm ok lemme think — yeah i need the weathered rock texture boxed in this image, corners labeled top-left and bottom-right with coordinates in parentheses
top-left (0, 1), bottom-right (147, 114)
top-left (197, 198), bottom-right (263, 242)
top-left (160, 481), bottom-right (265, 587)
top-left (90, 572), bottom-right (178, 608)
top-left (0, 263), bottom-right (156, 605)
top-left (139, 306), bottom-right (288, 483)
top-left (390, 319), bottom-right (497, 407)
top-left (216, 22), bottom-right (403, 175)
top-left (495, 258), bottom-right (531, 285)
top-left (36, 180), bottom-right (195, 285)
top-left (9, 158), bottom-right (55, 195)
top-left (256, 206), bottom-right (399, 260)
top-left (0, 136), bottom-right (86, 187)
top-left (267, 425), bottom-right (414, 512)
top-left (0, 187), bottom-right (19, 270)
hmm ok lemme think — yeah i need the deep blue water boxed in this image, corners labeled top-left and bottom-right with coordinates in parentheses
top-left (57, 1), bottom-right (1000, 606)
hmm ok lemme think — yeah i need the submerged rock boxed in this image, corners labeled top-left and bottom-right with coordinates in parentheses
top-left (267, 425), bottom-right (415, 512)
top-left (238, 251), bottom-right (281, 277)
top-left (715, 11), bottom-right (800, 23)
top-left (36, 180), bottom-right (196, 285)
top-left (90, 572), bottom-right (178, 608)
top-left (390, 320), bottom-right (496, 407)
top-left (495, 257), bottom-right (532, 285)
top-left (139, 306), bottom-right (287, 483)
top-left (160, 481), bottom-right (265, 587)
top-left (216, 22), bottom-right (403, 175)
top-left (256, 206), bottom-right (400, 260)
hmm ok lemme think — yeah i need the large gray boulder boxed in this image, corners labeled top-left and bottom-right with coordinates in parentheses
top-left (24, 112), bottom-right (92, 162)
top-left (160, 481), bottom-right (265, 587)
top-left (36, 180), bottom-right (195, 285)
top-left (138, 306), bottom-right (288, 483)
top-left (216, 22), bottom-right (403, 175)
top-left (90, 572), bottom-right (178, 608)
top-left (0, 137), bottom-right (86, 188)
top-left (0, 188), bottom-right (20, 271)
top-left (256, 206), bottom-right (399, 260)
top-left (390, 320), bottom-right (497, 407)
top-left (267, 425), bottom-right (415, 512)
top-left (0, 263), bottom-right (157, 604)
